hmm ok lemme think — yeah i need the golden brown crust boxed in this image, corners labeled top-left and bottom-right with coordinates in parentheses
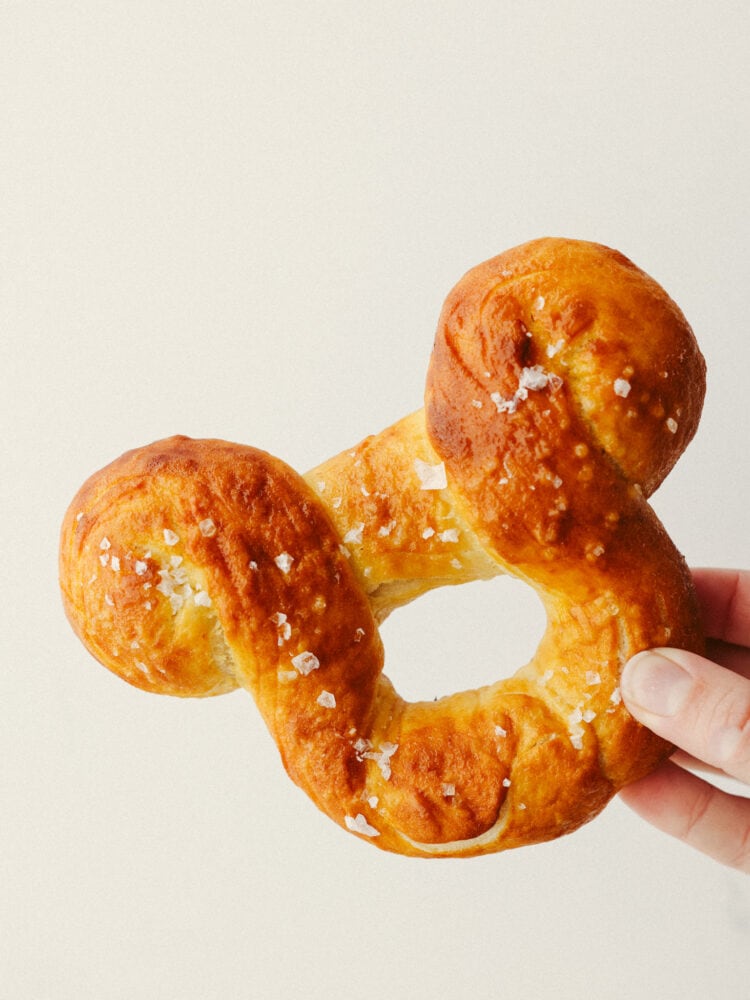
top-left (59, 238), bottom-right (706, 857)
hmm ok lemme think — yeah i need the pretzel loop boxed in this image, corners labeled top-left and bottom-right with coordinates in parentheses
top-left (59, 238), bottom-right (705, 856)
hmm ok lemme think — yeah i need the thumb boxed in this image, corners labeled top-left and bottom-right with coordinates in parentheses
top-left (620, 648), bottom-right (750, 785)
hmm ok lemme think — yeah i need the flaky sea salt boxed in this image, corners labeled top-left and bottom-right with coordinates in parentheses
top-left (343, 524), bottom-right (364, 546)
top-left (275, 552), bottom-right (294, 574)
top-left (317, 691), bottom-right (336, 709)
top-left (291, 651), bottom-right (320, 675)
top-left (414, 459), bottom-right (447, 490)
top-left (491, 365), bottom-right (563, 415)
top-left (163, 529), bottom-right (179, 546)
top-left (614, 378), bottom-right (631, 398)
top-left (345, 814), bottom-right (380, 837)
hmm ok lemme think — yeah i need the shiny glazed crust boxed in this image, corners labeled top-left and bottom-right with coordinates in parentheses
top-left (59, 238), bottom-right (706, 856)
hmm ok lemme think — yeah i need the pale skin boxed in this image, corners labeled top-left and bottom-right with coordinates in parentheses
top-left (619, 568), bottom-right (750, 873)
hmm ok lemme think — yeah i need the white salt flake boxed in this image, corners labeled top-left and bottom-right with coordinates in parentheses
top-left (199, 518), bottom-right (216, 537)
top-left (99, 553), bottom-right (109, 567)
top-left (275, 552), bottom-right (294, 574)
top-left (354, 627), bottom-right (365, 642)
top-left (666, 417), bottom-right (678, 433)
top-left (503, 778), bottom-right (512, 788)
top-left (99, 537), bottom-right (111, 551)
top-left (367, 796), bottom-right (379, 808)
top-left (135, 560), bottom-right (148, 575)
top-left (345, 813), bottom-right (380, 838)
top-left (582, 709), bottom-right (597, 723)
top-left (422, 527), bottom-right (435, 539)
top-left (110, 556), bottom-right (121, 572)
top-left (194, 591), bottom-right (211, 607)
top-left (586, 671), bottom-right (602, 686)
top-left (414, 459), bottom-right (447, 490)
top-left (614, 378), bottom-right (631, 398)
top-left (271, 612), bottom-right (292, 645)
top-left (491, 365), bottom-right (562, 415)
top-left (546, 339), bottom-right (565, 358)
top-left (438, 529), bottom-right (459, 543)
top-left (610, 686), bottom-right (622, 705)
top-left (534, 295), bottom-right (545, 310)
top-left (163, 529), bottom-right (179, 546)
top-left (363, 742), bottom-right (399, 780)
top-left (378, 520), bottom-right (397, 538)
top-left (343, 524), bottom-right (364, 546)
top-left (291, 651), bottom-right (320, 675)
top-left (317, 691), bottom-right (336, 709)
top-left (104, 594), bottom-right (114, 607)
top-left (495, 725), bottom-right (508, 738)
top-left (471, 399), bottom-right (483, 408)
top-left (442, 783), bottom-right (456, 797)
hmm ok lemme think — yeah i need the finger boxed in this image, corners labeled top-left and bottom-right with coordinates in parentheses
top-left (619, 760), bottom-right (750, 873)
top-left (692, 568), bottom-right (750, 647)
top-left (620, 648), bottom-right (750, 785)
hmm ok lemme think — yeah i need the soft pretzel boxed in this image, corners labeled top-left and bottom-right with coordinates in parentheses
top-left (59, 237), bottom-right (706, 857)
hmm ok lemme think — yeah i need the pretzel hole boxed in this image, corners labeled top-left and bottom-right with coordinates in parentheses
top-left (380, 575), bottom-right (545, 703)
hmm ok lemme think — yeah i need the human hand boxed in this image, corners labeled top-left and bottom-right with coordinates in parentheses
top-left (618, 568), bottom-right (750, 872)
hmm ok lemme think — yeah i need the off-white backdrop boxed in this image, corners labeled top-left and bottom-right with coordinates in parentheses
top-left (2, 3), bottom-right (749, 998)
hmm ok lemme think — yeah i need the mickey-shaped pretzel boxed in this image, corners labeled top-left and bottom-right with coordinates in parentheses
top-left (59, 238), bottom-right (705, 857)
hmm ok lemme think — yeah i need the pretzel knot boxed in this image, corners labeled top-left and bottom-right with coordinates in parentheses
top-left (59, 238), bottom-right (705, 857)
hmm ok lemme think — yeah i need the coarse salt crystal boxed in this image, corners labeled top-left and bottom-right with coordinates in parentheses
top-left (378, 520), bottom-right (396, 537)
top-left (291, 651), bottom-right (320, 675)
top-left (199, 518), bottom-right (216, 537)
top-left (317, 691), bottom-right (336, 709)
top-left (344, 813), bottom-right (380, 837)
top-left (442, 783), bottom-right (456, 797)
top-left (414, 459), bottom-right (447, 490)
top-left (546, 339), bottom-right (565, 358)
top-left (666, 417), bottom-right (678, 433)
top-left (275, 552), bottom-right (294, 574)
top-left (610, 687), bottom-right (622, 705)
top-left (585, 671), bottom-right (601, 686)
top-left (614, 378), bottom-right (631, 398)
top-left (503, 778), bottom-right (511, 787)
top-left (343, 524), bottom-right (364, 546)
top-left (163, 529), bottom-right (179, 546)
top-left (194, 591), bottom-right (211, 607)
top-left (110, 556), bottom-right (121, 572)
top-left (422, 527), bottom-right (435, 539)
top-left (99, 553), bottom-right (109, 567)
top-left (99, 537), bottom-right (111, 550)
top-left (495, 725), bottom-right (507, 737)
top-left (135, 560), bottom-right (148, 575)
top-left (534, 295), bottom-right (546, 310)
top-left (439, 529), bottom-right (459, 543)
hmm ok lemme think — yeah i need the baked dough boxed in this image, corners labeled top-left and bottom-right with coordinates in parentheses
top-left (59, 238), bottom-right (705, 856)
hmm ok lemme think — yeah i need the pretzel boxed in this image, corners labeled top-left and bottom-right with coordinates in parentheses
top-left (59, 237), bottom-right (706, 857)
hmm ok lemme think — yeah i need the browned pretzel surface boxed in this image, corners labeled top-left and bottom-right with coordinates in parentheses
top-left (59, 237), bottom-right (706, 856)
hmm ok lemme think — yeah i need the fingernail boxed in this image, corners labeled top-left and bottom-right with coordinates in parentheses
top-left (621, 651), bottom-right (694, 717)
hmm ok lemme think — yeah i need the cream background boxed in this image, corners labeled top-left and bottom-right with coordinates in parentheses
top-left (2, 2), bottom-right (749, 998)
